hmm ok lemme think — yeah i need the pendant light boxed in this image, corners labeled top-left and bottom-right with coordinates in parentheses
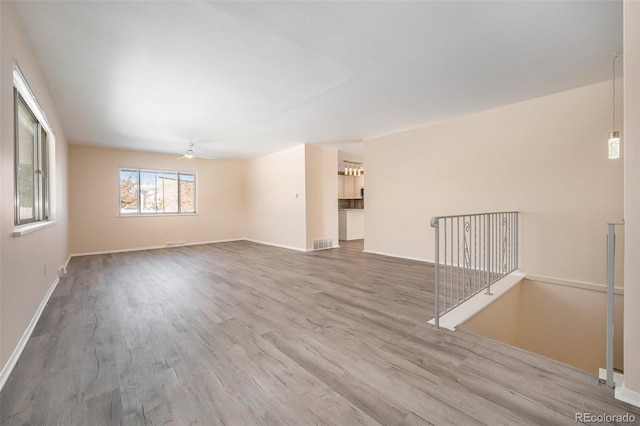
top-left (343, 161), bottom-right (363, 176)
top-left (608, 53), bottom-right (620, 159)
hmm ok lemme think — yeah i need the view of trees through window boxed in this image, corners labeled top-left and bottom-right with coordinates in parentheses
top-left (119, 168), bottom-right (195, 215)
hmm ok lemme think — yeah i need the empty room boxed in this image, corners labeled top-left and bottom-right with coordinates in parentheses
top-left (1, 1), bottom-right (640, 424)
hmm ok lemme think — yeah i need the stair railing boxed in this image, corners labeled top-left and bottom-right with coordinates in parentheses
top-left (431, 211), bottom-right (519, 329)
top-left (605, 221), bottom-right (624, 388)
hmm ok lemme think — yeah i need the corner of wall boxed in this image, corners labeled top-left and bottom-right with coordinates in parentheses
top-left (245, 144), bottom-right (307, 250)
top-left (623, 0), bottom-right (640, 398)
top-left (304, 144), bottom-right (339, 250)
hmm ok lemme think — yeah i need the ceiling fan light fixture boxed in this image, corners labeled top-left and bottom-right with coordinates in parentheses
top-left (177, 143), bottom-right (220, 160)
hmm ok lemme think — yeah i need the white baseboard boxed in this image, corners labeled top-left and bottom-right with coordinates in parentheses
top-left (243, 239), bottom-right (307, 252)
top-left (0, 276), bottom-right (61, 392)
top-left (617, 380), bottom-right (640, 409)
top-left (525, 273), bottom-right (624, 295)
top-left (70, 238), bottom-right (245, 257)
top-left (598, 369), bottom-right (640, 409)
top-left (362, 249), bottom-right (431, 263)
top-left (72, 238), bottom-right (320, 258)
top-left (598, 368), bottom-right (625, 387)
top-left (183, 239), bottom-right (243, 248)
top-left (71, 238), bottom-right (324, 258)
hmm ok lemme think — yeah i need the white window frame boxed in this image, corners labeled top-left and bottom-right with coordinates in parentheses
top-left (13, 64), bottom-right (55, 230)
top-left (118, 167), bottom-right (197, 216)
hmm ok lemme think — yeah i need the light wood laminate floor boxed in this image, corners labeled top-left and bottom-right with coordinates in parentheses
top-left (1, 240), bottom-right (638, 425)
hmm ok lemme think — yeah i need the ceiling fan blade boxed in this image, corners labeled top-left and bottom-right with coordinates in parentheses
top-left (194, 155), bottom-right (220, 160)
top-left (178, 143), bottom-right (220, 160)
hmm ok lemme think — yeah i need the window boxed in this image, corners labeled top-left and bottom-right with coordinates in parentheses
top-left (14, 76), bottom-right (51, 226)
top-left (119, 168), bottom-right (196, 215)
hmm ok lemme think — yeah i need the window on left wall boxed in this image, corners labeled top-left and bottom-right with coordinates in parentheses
top-left (14, 66), bottom-right (53, 226)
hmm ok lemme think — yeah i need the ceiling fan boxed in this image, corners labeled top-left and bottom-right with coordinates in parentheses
top-left (177, 143), bottom-right (219, 160)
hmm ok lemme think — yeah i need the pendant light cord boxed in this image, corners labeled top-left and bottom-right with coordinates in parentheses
top-left (612, 52), bottom-right (618, 131)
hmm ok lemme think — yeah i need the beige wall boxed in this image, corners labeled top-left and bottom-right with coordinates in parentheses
top-left (462, 283), bottom-right (522, 345)
top-left (365, 80), bottom-right (624, 287)
top-left (624, 0), bottom-right (640, 395)
top-left (305, 144), bottom-right (339, 250)
top-left (1, 3), bottom-right (69, 368)
top-left (0, 0), bottom-right (4, 373)
top-left (68, 145), bottom-right (247, 254)
top-left (518, 280), bottom-right (624, 374)
top-left (68, 142), bottom-right (338, 255)
top-left (69, 142), bottom-right (338, 255)
top-left (246, 144), bottom-right (307, 250)
top-left (463, 279), bottom-right (624, 374)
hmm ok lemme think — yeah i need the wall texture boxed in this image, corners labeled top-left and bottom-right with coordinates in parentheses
top-left (0, 0), bottom-right (4, 378)
top-left (0, 0), bottom-right (4, 376)
top-left (462, 279), bottom-right (624, 374)
top-left (305, 144), bottom-right (339, 250)
top-left (246, 144), bottom-right (307, 250)
top-left (364, 80), bottom-right (623, 287)
top-left (69, 143), bottom-right (339, 255)
top-left (68, 145), bottom-right (247, 254)
top-left (623, 0), bottom-right (640, 397)
top-left (1, 3), bottom-right (69, 369)
top-left (518, 280), bottom-right (624, 374)
top-left (461, 283), bottom-right (522, 345)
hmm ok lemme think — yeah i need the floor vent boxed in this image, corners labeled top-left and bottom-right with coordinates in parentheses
top-left (166, 241), bottom-right (186, 247)
top-left (313, 239), bottom-right (334, 250)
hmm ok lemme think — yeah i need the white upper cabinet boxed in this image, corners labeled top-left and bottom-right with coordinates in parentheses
top-left (338, 174), bottom-right (364, 199)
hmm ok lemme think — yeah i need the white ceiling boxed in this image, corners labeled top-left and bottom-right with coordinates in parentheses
top-left (338, 146), bottom-right (364, 173)
top-left (11, 1), bottom-right (622, 159)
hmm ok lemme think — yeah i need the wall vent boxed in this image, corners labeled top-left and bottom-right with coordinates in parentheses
top-left (166, 241), bottom-right (186, 247)
top-left (312, 239), bottom-right (334, 251)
